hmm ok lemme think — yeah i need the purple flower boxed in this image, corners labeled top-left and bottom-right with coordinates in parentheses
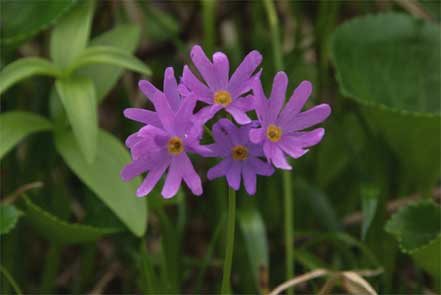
top-left (205, 119), bottom-right (274, 195)
top-left (180, 45), bottom-right (262, 125)
top-left (121, 70), bottom-right (209, 199)
top-left (250, 72), bottom-right (331, 170)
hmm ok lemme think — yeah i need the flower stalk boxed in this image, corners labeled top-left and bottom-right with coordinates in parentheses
top-left (221, 187), bottom-right (236, 294)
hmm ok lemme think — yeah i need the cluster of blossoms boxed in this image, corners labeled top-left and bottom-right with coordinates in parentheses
top-left (121, 45), bottom-right (331, 198)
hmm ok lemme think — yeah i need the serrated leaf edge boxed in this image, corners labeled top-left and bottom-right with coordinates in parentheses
top-left (331, 12), bottom-right (441, 119)
top-left (385, 200), bottom-right (441, 254)
top-left (0, 206), bottom-right (23, 235)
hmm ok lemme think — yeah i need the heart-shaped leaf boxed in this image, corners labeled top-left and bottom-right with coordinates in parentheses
top-left (0, 111), bottom-right (52, 159)
top-left (55, 76), bottom-right (97, 163)
top-left (385, 201), bottom-right (441, 277)
top-left (331, 13), bottom-right (441, 191)
top-left (0, 205), bottom-right (23, 235)
top-left (23, 196), bottom-right (120, 244)
top-left (55, 129), bottom-right (147, 237)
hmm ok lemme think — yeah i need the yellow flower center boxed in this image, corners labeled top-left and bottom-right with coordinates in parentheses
top-left (167, 136), bottom-right (184, 155)
top-left (214, 90), bottom-right (232, 106)
top-left (266, 124), bottom-right (282, 142)
top-left (231, 145), bottom-right (249, 161)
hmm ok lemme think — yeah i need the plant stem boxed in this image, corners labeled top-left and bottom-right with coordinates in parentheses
top-left (202, 0), bottom-right (216, 54)
top-left (0, 264), bottom-right (23, 295)
top-left (263, 1), bottom-right (295, 293)
top-left (221, 187), bottom-right (236, 294)
top-left (283, 171), bottom-right (294, 293)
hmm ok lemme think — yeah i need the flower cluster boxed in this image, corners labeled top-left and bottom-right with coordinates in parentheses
top-left (121, 45), bottom-right (331, 198)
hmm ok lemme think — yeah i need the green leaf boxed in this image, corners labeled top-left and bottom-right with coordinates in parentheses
top-left (23, 196), bottom-right (120, 244)
top-left (54, 129), bottom-right (147, 237)
top-left (0, 111), bottom-right (52, 159)
top-left (50, 0), bottom-right (95, 68)
top-left (361, 184), bottom-right (380, 240)
top-left (68, 46), bottom-right (151, 77)
top-left (79, 24), bottom-right (141, 102)
top-left (332, 13), bottom-right (441, 190)
top-left (0, 0), bottom-right (76, 47)
top-left (55, 76), bottom-right (97, 163)
top-left (0, 58), bottom-right (60, 95)
top-left (0, 205), bottom-right (23, 235)
top-left (385, 201), bottom-right (441, 252)
top-left (237, 207), bottom-right (269, 294)
top-left (385, 201), bottom-right (441, 277)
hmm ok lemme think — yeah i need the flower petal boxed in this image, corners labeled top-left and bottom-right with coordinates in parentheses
top-left (164, 67), bottom-right (180, 111)
top-left (190, 45), bottom-right (217, 89)
top-left (121, 158), bottom-right (150, 181)
top-left (279, 139), bottom-right (309, 159)
top-left (151, 91), bottom-right (176, 134)
top-left (228, 50), bottom-right (262, 95)
top-left (139, 80), bottom-right (160, 102)
top-left (136, 158), bottom-right (169, 197)
top-left (180, 153), bottom-right (203, 196)
top-left (282, 104), bottom-right (331, 132)
top-left (249, 127), bottom-right (265, 144)
top-left (279, 80), bottom-right (312, 123)
top-left (269, 71), bottom-right (288, 121)
top-left (226, 160), bottom-right (242, 190)
top-left (264, 141), bottom-right (292, 170)
top-left (182, 65), bottom-right (212, 103)
top-left (252, 77), bottom-right (268, 122)
top-left (249, 158), bottom-right (274, 176)
top-left (123, 108), bottom-right (161, 127)
top-left (242, 162), bottom-right (257, 195)
top-left (230, 95), bottom-right (254, 112)
top-left (213, 51), bottom-right (229, 90)
top-left (212, 118), bottom-right (237, 147)
top-left (207, 158), bottom-right (233, 180)
top-left (161, 156), bottom-right (183, 199)
top-left (226, 106), bottom-right (252, 125)
top-left (195, 105), bottom-right (223, 124)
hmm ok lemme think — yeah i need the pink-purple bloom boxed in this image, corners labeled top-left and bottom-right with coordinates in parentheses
top-left (121, 45), bottom-right (331, 198)
top-left (249, 72), bottom-right (331, 170)
top-left (205, 119), bottom-right (274, 195)
top-left (121, 68), bottom-right (208, 199)
top-left (180, 45), bottom-right (262, 125)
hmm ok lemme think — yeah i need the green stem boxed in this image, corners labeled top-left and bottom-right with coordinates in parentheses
top-left (220, 188), bottom-right (236, 294)
top-left (263, 1), bottom-right (295, 293)
top-left (202, 0), bottom-right (216, 54)
top-left (283, 171), bottom-right (294, 293)
top-left (263, 0), bottom-right (283, 70)
top-left (41, 244), bottom-right (61, 293)
top-left (0, 264), bottom-right (22, 295)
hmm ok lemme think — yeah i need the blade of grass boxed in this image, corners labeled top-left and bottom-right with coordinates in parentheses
top-left (0, 265), bottom-right (22, 295)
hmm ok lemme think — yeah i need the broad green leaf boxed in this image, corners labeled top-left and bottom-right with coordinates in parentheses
top-left (54, 130), bottom-right (147, 237)
top-left (68, 46), bottom-right (151, 77)
top-left (385, 201), bottom-right (440, 252)
top-left (79, 24), bottom-right (141, 102)
top-left (50, 0), bottom-right (94, 68)
top-left (0, 58), bottom-right (60, 95)
top-left (23, 196), bottom-right (120, 244)
top-left (385, 201), bottom-right (441, 277)
top-left (0, 205), bottom-right (23, 235)
top-left (55, 76), bottom-right (97, 163)
top-left (332, 13), bottom-right (441, 191)
top-left (0, 0), bottom-right (76, 47)
top-left (237, 207), bottom-right (269, 294)
top-left (361, 184), bottom-right (380, 240)
top-left (0, 111), bottom-right (52, 159)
